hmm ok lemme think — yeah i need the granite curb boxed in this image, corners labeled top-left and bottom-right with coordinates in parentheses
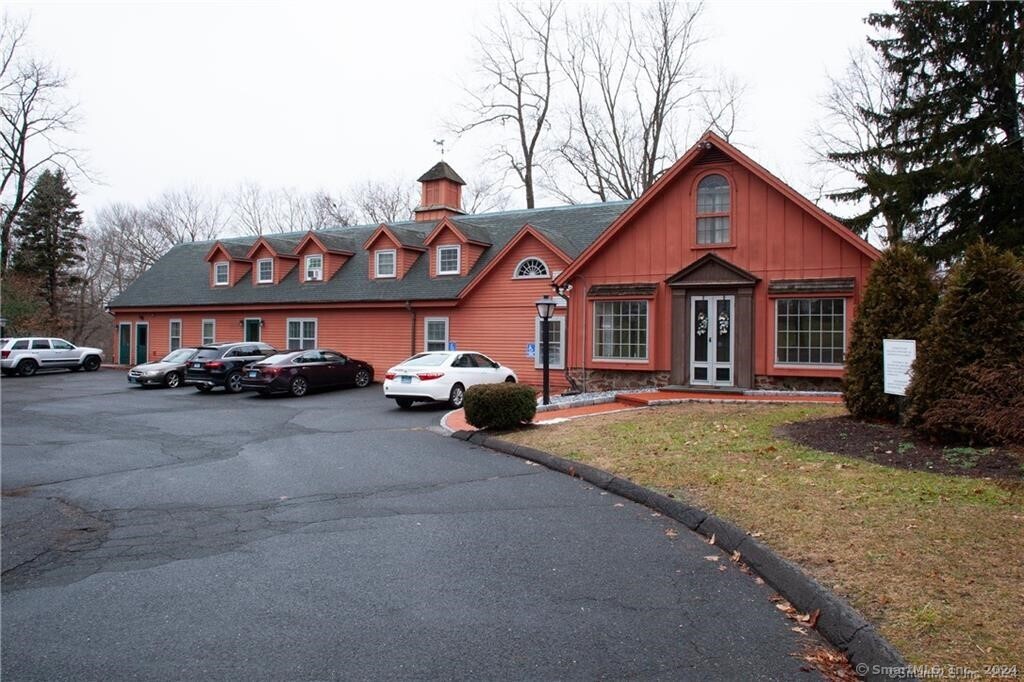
top-left (453, 429), bottom-right (913, 682)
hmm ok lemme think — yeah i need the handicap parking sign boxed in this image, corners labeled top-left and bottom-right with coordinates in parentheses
top-left (526, 343), bottom-right (536, 358)
top-left (448, 341), bottom-right (457, 351)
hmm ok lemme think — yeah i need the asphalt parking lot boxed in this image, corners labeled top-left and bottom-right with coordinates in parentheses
top-left (2, 369), bottom-right (822, 680)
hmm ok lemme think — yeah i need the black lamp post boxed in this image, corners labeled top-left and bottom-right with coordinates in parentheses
top-left (535, 295), bottom-right (556, 405)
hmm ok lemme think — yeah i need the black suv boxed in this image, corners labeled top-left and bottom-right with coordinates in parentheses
top-left (184, 342), bottom-right (277, 393)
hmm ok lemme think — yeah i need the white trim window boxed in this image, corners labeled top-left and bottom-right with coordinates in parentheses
top-left (202, 319), bottom-right (216, 345)
top-left (257, 258), bottom-right (274, 283)
top-left (375, 249), bottom-right (397, 278)
top-left (775, 298), bottom-right (846, 365)
top-left (287, 318), bottom-right (318, 350)
top-left (593, 300), bottom-right (649, 361)
top-left (214, 261), bottom-right (230, 286)
top-left (515, 257), bottom-right (549, 279)
top-left (534, 315), bottom-right (565, 369)
top-left (696, 174), bottom-right (731, 244)
top-left (169, 319), bottom-right (182, 351)
top-left (305, 254), bottom-right (323, 281)
top-left (437, 245), bottom-right (461, 275)
top-left (424, 317), bottom-right (449, 352)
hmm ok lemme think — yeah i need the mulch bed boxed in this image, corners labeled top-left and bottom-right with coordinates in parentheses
top-left (777, 416), bottom-right (1023, 480)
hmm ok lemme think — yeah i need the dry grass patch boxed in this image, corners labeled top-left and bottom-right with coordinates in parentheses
top-left (503, 403), bottom-right (1024, 670)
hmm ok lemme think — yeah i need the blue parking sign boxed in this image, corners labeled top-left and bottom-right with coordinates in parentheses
top-left (526, 343), bottom-right (536, 358)
top-left (448, 341), bottom-right (457, 351)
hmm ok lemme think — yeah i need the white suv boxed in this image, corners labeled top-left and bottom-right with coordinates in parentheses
top-left (0, 337), bottom-right (104, 377)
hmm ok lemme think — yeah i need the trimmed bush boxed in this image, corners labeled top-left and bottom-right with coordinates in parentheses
top-left (917, 362), bottom-right (1024, 445)
top-left (842, 243), bottom-right (938, 420)
top-left (905, 242), bottom-right (1024, 440)
top-left (464, 383), bottom-right (537, 430)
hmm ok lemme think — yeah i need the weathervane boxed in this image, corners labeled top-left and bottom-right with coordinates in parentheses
top-left (433, 138), bottom-right (446, 159)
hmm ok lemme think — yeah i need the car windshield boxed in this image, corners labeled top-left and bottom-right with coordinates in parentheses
top-left (194, 348), bottom-right (224, 360)
top-left (161, 348), bottom-right (195, 363)
top-left (400, 353), bottom-right (448, 367)
top-left (258, 353), bottom-right (300, 365)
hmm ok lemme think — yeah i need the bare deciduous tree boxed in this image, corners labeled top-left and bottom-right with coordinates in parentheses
top-left (456, 1), bottom-right (561, 209)
top-left (550, 0), bottom-right (705, 202)
top-left (810, 45), bottom-right (908, 244)
top-left (230, 182), bottom-right (352, 235)
top-left (348, 177), bottom-right (416, 225)
top-left (462, 169), bottom-right (510, 214)
top-left (700, 70), bottom-right (746, 143)
top-left (0, 13), bottom-right (87, 274)
top-left (146, 186), bottom-right (225, 247)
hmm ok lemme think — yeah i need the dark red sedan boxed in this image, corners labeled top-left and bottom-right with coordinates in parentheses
top-left (240, 349), bottom-right (374, 397)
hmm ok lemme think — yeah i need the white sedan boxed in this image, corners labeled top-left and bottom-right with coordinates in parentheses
top-left (383, 351), bottom-right (517, 409)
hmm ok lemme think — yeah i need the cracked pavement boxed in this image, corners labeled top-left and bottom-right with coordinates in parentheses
top-left (2, 370), bottom-right (823, 680)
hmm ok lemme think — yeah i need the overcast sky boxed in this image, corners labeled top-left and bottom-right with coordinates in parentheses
top-left (10, 0), bottom-right (888, 221)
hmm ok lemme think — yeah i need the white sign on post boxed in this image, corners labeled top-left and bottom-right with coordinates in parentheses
top-left (883, 339), bottom-right (916, 396)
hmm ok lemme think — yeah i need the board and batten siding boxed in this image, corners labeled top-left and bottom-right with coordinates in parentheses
top-left (565, 159), bottom-right (876, 379)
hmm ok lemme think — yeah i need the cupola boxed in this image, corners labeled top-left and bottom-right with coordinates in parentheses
top-left (414, 161), bottom-right (466, 222)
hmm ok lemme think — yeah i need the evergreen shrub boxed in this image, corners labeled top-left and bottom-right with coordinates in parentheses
top-left (464, 383), bottom-right (537, 430)
top-left (842, 244), bottom-right (938, 420)
top-left (905, 242), bottom-right (1024, 443)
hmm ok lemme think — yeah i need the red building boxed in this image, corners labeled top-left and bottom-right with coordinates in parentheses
top-left (110, 133), bottom-right (879, 392)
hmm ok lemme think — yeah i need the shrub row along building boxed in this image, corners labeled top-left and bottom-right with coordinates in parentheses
top-left (109, 133), bottom-right (880, 392)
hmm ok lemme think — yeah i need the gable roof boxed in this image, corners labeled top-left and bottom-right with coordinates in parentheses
top-left (423, 216), bottom-right (493, 247)
top-left (109, 201), bottom-right (631, 309)
top-left (556, 132), bottom-right (881, 284)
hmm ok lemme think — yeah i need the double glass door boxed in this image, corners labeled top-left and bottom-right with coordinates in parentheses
top-left (690, 295), bottom-right (734, 386)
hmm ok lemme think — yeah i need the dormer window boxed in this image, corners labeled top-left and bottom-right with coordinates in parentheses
top-left (514, 257), bottom-right (549, 279)
top-left (375, 249), bottom-right (396, 278)
top-left (696, 174), bottom-right (731, 244)
top-left (437, 245), bottom-right (461, 275)
top-left (305, 254), bottom-right (323, 281)
top-left (214, 261), bottom-right (229, 286)
top-left (257, 258), bottom-right (274, 284)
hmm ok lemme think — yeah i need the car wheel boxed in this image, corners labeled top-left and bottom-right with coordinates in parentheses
top-left (17, 359), bottom-right (38, 377)
top-left (504, 375), bottom-right (516, 383)
top-left (196, 385), bottom-right (212, 393)
top-left (354, 369), bottom-right (371, 388)
top-left (83, 355), bottom-right (101, 372)
top-left (395, 397), bottom-right (414, 409)
top-left (164, 371), bottom-right (181, 389)
top-left (289, 376), bottom-right (308, 397)
top-left (448, 383), bottom-right (466, 409)
top-left (224, 371), bottom-right (244, 393)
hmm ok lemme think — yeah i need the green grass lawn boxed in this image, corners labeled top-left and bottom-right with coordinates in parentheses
top-left (503, 403), bottom-right (1024, 670)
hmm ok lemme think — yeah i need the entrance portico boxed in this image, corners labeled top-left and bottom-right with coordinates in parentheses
top-left (668, 254), bottom-right (758, 389)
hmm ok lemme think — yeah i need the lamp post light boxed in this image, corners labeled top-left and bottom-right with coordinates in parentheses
top-left (535, 295), bottom-right (557, 405)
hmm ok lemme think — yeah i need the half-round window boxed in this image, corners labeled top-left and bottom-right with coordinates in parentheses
top-left (514, 257), bottom-right (550, 279)
top-left (696, 174), bottom-right (730, 244)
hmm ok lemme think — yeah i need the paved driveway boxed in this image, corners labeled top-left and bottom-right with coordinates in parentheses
top-left (2, 370), bottom-right (821, 680)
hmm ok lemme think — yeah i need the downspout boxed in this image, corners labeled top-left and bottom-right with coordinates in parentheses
top-left (406, 301), bottom-right (416, 356)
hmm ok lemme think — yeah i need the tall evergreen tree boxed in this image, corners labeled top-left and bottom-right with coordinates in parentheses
top-left (831, 1), bottom-right (1024, 261)
top-left (11, 169), bottom-right (86, 318)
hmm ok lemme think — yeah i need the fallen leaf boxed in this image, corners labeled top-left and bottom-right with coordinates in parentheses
top-left (665, 528), bottom-right (678, 538)
top-left (731, 550), bottom-right (742, 563)
top-left (718, 565), bottom-right (727, 572)
top-left (707, 533), bottom-right (716, 545)
top-left (754, 577), bottom-right (765, 585)
top-left (703, 555), bottom-right (721, 562)
top-left (613, 503), bottom-right (624, 508)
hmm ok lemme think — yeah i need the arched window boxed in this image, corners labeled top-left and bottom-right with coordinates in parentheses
top-left (514, 257), bottom-right (550, 279)
top-left (696, 174), bottom-right (730, 244)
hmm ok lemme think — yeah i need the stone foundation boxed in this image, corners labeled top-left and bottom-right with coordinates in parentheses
top-left (753, 375), bottom-right (842, 392)
top-left (566, 368), bottom-right (671, 392)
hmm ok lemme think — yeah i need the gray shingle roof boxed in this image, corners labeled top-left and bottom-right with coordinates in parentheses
top-left (417, 161), bottom-right (466, 185)
top-left (110, 201), bottom-right (632, 308)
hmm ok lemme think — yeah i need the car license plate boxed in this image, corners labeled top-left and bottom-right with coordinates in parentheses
top-left (400, 375), bottom-right (412, 384)
top-left (192, 362), bottom-right (202, 369)
top-left (248, 370), bottom-right (258, 377)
